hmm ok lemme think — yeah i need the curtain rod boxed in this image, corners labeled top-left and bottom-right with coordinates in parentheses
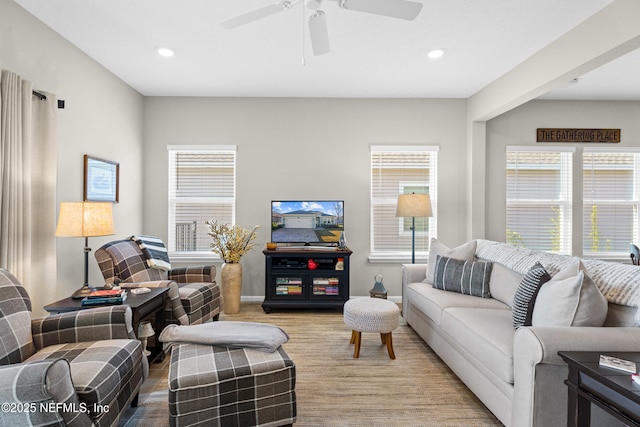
top-left (32, 90), bottom-right (65, 109)
top-left (32, 90), bottom-right (46, 100)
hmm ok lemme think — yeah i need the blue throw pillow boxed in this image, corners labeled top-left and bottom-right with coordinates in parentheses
top-left (433, 255), bottom-right (493, 298)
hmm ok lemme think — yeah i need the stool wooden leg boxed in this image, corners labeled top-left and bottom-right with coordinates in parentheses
top-left (353, 331), bottom-right (362, 358)
top-left (384, 333), bottom-right (395, 360)
top-left (380, 333), bottom-right (386, 344)
top-left (350, 330), bottom-right (356, 345)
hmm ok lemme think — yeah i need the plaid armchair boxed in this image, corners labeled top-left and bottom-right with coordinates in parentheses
top-left (95, 238), bottom-right (220, 325)
top-left (0, 268), bottom-right (146, 427)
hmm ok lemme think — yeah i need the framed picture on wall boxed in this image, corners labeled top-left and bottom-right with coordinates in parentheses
top-left (84, 155), bottom-right (119, 202)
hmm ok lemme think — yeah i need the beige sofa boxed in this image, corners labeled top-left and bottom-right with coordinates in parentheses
top-left (402, 239), bottom-right (640, 427)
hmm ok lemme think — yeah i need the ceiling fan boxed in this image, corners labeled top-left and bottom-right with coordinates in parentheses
top-left (220, 0), bottom-right (423, 56)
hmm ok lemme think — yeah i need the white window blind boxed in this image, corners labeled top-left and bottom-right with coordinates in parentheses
top-left (370, 146), bottom-right (438, 260)
top-left (506, 147), bottom-right (573, 254)
top-left (583, 149), bottom-right (640, 256)
top-left (167, 145), bottom-right (236, 254)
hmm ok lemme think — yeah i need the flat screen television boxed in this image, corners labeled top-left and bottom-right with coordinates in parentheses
top-left (271, 200), bottom-right (344, 246)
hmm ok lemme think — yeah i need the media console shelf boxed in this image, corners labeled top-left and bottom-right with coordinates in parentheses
top-left (262, 249), bottom-right (352, 313)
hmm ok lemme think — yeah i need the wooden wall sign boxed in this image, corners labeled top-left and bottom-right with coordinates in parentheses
top-left (536, 128), bottom-right (620, 143)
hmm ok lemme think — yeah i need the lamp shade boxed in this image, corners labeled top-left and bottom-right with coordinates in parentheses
top-left (55, 202), bottom-right (115, 237)
top-left (138, 321), bottom-right (155, 338)
top-left (395, 193), bottom-right (432, 218)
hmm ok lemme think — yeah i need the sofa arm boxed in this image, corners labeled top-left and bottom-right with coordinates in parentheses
top-left (168, 266), bottom-right (215, 284)
top-left (402, 264), bottom-right (427, 286)
top-left (0, 359), bottom-right (93, 426)
top-left (401, 264), bottom-right (427, 316)
top-left (512, 326), bottom-right (640, 427)
top-left (31, 305), bottom-right (135, 350)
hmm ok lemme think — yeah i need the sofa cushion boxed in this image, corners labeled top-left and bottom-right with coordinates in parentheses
top-left (532, 260), bottom-right (608, 327)
top-left (406, 282), bottom-right (508, 326)
top-left (26, 339), bottom-right (143, 420)
top-left (487, 262), bottom-right (523, 308)
top-left (433, 256), bottom-right (492, 298)
top-left (512, 262), bottom-right (551, 328)
top-left (440, 307), bottom-right (515, 384)
top-left (425, 239), bottom-right (476, 284)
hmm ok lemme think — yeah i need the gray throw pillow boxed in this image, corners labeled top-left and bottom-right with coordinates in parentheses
top-left (433, 255), bottom-right (493, 298)
top-left (512, 262), bottom-right (551, 329)
top-left (425, 238), bottom-right (477, 284)
top-left (531, 260), bottom-right (608, 327)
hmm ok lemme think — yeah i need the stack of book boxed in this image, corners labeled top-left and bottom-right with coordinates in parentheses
top-left (81, 289), bottom-right (127, 306)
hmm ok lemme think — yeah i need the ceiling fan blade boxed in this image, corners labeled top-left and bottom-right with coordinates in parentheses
top-left (309, 10), bottom-right (330, 56)
top-left (221, 2), bottom-right (292, 29)
top-left (339, 0), bottom-right (423, 20)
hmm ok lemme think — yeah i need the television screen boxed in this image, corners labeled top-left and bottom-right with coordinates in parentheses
top-left (271, 200), bottom-right (344, 244)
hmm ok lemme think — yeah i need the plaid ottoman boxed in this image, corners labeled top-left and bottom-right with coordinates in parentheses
top-left (168, 343), bottom-right (296, 427)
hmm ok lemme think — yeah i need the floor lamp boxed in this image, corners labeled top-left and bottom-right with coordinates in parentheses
top-left (396, 193), bottom-right (432, 264)
top-left (55, 202), bottom-right (115, 298)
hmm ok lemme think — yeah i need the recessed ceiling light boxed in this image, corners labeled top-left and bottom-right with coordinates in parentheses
top-left (427, 48), bottom-right (445, 60)
top-left (157, 47), bottom-right (175, 58)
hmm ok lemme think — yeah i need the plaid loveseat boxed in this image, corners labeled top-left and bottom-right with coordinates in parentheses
top-left (95, 238), bottom-right (220, 326)
top-left (0, 268), bottom-right (146, 426)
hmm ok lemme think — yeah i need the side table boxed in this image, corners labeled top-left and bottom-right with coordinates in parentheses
top-left (44, 288), bottom-right (169, 363)
top-left (559, 351), bottom-right (640, 427)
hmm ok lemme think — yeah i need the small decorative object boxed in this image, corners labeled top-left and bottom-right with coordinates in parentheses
top-left (138, 321), bottom-right (155, 357)
top-left (335, 258), bottom-right (344, 270)
top-left (205, 221), bottom-right (260, 314)
top-left (266, 242), bottom-right (277, 250)
top-left (338, 231), bottom-right (348, 250)
top-left (369, 274), bottom-right (388, 299)
top-left (84, 155), bottom-right (119, 202)
top-left (307, 258), bottom-right (318, 270)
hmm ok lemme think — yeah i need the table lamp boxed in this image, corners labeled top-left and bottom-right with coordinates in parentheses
top-left (138, 321), bottom-right (155, 356)
top-left (55, 202), bottom-right (115, 298)
top-left (395, 193), bottom-right (432, 263)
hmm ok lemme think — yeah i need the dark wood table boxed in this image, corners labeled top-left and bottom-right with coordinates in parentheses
top-left (44, 288), bottom-right (169, 363)
top-left (559, 351), bottom-right (640, 427)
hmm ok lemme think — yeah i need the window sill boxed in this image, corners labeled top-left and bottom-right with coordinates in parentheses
top-left (368, 253), bottom-right (428, 264)
top-left (169, 252), bottom-right (222, 264)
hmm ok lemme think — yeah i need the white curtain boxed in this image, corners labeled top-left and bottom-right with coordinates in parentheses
top-left (0, 69), bottom-right (57, 312)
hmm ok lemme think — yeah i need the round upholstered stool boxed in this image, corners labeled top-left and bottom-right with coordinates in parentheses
top-left (343, 297), bottom-right (400, 359)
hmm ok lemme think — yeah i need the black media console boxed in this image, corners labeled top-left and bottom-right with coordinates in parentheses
top-left (262, 249), bottom-right (352, 313)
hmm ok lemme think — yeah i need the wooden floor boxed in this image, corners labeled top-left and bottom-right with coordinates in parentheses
top-left (120, 303), bottom-right (502, 426)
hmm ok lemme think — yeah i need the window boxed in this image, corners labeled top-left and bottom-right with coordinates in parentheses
top-left (370, 146), bottom-right (438, 261)
top-left (167, 145), bottom-right (236, 255)
top-left (506, 147), bottom-right (573, 254)
top-left (583, 149), bottom-right (640, 256)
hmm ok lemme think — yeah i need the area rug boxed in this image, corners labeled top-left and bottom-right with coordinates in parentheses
top-left (120, 303), bottom-right (502, 426)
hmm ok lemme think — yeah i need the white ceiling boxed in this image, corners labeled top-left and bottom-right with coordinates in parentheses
top-left (14, 0), bottom-right (640, 100)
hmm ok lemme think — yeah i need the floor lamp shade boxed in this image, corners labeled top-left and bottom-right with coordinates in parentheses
top-left (395, 193), bottom-right (432, 218)
top-left (396, 193), bottom-right (432, 264)
top-left (55, 202), bottom-right (115, 298)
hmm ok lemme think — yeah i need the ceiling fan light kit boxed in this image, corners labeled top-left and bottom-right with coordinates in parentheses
top-left (309, 10), bottom-right (330, 56)
top-left (221, 0), bottom-right (423, 56)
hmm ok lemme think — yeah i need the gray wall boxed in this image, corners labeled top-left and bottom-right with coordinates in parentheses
top-left (143, 97), bottom-right (468, 299)
top-left (1, 0), bottom-right (144, 314)
top-left (486, 100), bottom-right (640, 258)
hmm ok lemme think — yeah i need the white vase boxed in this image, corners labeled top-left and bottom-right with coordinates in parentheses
top-left (221, 262), bottom-right (242, 314)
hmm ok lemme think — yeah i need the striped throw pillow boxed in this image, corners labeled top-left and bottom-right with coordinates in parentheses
top-left (433, 255), bottom-right (493, 298)
top-left (512, 262), bottom-right (551, 328)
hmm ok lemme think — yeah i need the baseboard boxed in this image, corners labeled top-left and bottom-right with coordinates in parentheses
top-left (240, 296), bottom-right (402, 303)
